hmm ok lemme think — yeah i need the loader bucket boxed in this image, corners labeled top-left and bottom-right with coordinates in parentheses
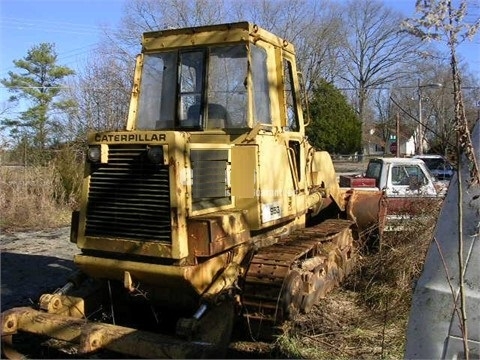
top-left (342, 188), bottom-right (386, 250)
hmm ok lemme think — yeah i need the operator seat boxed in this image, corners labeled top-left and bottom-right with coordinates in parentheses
top-left (187, 103), bottom-right (230, 129)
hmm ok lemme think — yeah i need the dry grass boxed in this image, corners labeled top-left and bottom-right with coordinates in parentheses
top-left (0, 166), bottom-right (73, 232)
top-left (272, 201), bottom-right (443, 359)
top-left (0, 147), bottom-right (83, 232)
top-left (230, 208), bottom-right (441, 359)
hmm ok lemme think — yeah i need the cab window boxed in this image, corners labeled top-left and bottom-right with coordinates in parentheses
top-left (283, 59), bottom-right (299, 131)
top-left (392, 165), bottom-right (427, 186)
top-left (136, 45), bottom-right (248, 130)
top-left (365, 161), bottom-right (382, 188)
top-left (251, 45), bottom-right (271, 125)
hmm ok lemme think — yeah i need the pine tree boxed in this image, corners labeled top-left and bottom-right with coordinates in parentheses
top-left (307, 79), bottom-right (362, 154)
top-left (1, 43), bottom-right (75, 159)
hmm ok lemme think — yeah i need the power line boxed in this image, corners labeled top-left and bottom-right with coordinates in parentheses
top-left (389, 95), bottom-right (456, 149)
top-left (0, 85), bottom-right (128, 90)
top-left (0, 43), bottom-right (101, 76)
top-left (0, 17), bottom-right (113, 35)
top-left (0, 15), bottom-right (115, 74)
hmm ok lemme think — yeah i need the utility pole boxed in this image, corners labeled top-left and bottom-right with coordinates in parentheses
top-left (417, 79), bottom-right (443, 155)
top-left (396, 112), bottom-right (400, 157)
top-left (418, 79), bottom-right (423, 155)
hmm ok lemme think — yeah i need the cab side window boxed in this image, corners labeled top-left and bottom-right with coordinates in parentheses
top-left (283, 59), bottom-right (299, 132)
top-left (392, 165), bottom-right (427, 186)
top-left (251, 45), bottom-right (271, 125)
top-left (392, 166), bottom-right (406, 185)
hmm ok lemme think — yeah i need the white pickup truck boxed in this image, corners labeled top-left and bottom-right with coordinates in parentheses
top-left (340, 157), bottom-right (446, 231)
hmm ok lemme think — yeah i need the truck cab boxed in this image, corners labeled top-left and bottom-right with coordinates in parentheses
top-left (365, 157), bottom-right (439, 197)
top-left (362, 157), bottom-right (444, 231)
top-left (413, 154), bottom-right (455, 181)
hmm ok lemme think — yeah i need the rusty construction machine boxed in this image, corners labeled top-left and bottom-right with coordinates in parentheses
top-left (1, 22), bottom-right (384, 358)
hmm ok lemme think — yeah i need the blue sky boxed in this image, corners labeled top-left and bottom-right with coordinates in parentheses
top-left (1, 0), bottom-right (125, 78)
top-left (0, 0), bottom-right (479, 92)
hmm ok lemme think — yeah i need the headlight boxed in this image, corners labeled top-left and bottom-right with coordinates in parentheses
top-left (87, 146), bottom-right (101, 162)
top-left (147, 146), bottom-right (164, 164)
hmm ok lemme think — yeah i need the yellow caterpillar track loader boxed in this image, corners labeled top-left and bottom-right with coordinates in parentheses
top-left (1, 22), bottom-right (384, 359)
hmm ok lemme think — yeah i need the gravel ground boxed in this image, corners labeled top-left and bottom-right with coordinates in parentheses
top-left (333, 160), bottom-right (368, 174)
top-left (0, 227), bottom-right (78, 311)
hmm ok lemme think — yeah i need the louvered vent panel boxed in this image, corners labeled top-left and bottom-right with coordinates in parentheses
top-left (191, 149), bottom-right (231, 211)
top-left (85, 145), bottom-right (171, 242)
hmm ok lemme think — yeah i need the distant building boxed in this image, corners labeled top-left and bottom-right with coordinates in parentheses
top-left (364, 125), bottom-right (421, 157)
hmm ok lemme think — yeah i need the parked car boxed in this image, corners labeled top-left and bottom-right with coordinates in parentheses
top-left (413, 154), bottom-right (455, 180)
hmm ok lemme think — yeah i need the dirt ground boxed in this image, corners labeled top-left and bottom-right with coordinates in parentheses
top-left (0, 227), bottom-right (79, 312)
top-left (0, 227), bottom-right (271, 358)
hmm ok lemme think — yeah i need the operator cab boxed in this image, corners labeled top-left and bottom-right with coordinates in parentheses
top-left (134, 43), bottom-right (270, 132)
top-left (129, 22), bottom-right (303, 134)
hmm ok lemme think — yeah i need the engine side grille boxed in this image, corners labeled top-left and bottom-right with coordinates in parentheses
top-left (191, 149), bottom-right (231, 211)
top-left (85, 145), bottom-right (171, 242)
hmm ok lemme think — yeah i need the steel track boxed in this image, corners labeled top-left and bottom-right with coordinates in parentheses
top-left (241, 219), bottom-right (356, 339)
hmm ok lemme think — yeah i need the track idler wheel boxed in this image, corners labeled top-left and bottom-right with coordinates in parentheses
top-left (300, 264), bottom-right (328, 314)
top-left (280, 270), bottom-right (303, 320)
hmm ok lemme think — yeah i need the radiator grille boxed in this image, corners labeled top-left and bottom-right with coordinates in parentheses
top-left (85, 145), bottom-right (171, 242)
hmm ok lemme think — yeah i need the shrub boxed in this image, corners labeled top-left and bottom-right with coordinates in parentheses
top-left (51, 146), bottom-right (84, 208)
top-left (0, 161), bottom-right (81, 231)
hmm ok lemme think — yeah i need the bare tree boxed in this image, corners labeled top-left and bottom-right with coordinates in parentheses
top-left (387, 59), bottom-right (456, 156)
top-left (98, 0), bottom-right (346, 96)
top-left (338, 0), bottom-right (424, 153)
top-left (111, 0), bottom-right (228, 53)
top-left (229, 0), bottom-right (345, 91)
top-left (403, 0), bottom-right (479, 183)
top-left (64, 55), bottom-right (131, 141)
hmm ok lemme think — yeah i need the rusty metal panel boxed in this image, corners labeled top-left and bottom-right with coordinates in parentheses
top-left (187, 211), bottom-right (250, 257)
top-left (339, 175), bottom-right (376, 188)
top-left (187, 219), bottom-right (211, 256)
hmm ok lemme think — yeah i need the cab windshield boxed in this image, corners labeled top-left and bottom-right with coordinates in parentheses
top-left (136, 45), bottom-right (251, 130)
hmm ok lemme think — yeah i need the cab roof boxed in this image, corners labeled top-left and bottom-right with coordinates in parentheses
top-left (413, 154), bottom-right (446, 159)
top-left (141, 21), bottom-right (296, 54)
top-left (370, 157), bottom-right (427, 166)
